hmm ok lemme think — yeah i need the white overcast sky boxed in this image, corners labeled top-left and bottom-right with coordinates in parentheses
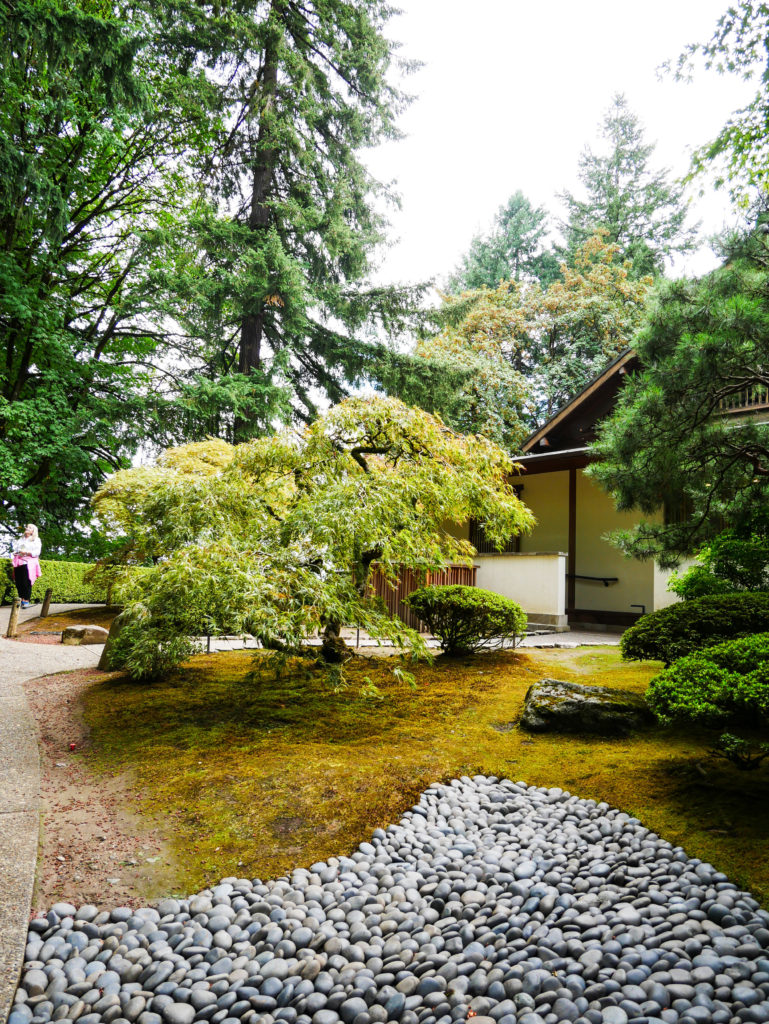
top-left (365, 0), bottom-right (757, 290)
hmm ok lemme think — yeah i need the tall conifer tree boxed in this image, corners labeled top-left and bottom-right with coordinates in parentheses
top-left (560, 94), bottom-right (697, 278)
top-left (163, 0), bottom-right (424, 431)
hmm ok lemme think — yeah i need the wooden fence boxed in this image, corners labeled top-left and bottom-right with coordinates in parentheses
top-left (369, 564), bottom-right (478, 632)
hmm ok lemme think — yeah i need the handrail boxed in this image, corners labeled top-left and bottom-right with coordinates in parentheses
top-left (566, 573), bottom-right (619, 587)
top-left (719, 385), bottom-right (769, 414)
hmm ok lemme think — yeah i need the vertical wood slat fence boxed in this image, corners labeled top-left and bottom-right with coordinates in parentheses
top-left (368, 564), bottom-right (478, 632)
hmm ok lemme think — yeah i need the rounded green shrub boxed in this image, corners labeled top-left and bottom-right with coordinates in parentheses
top-left (404, 584), bottom-right (526, 656)
top-left (620, 592), bottom-right (769, 666)
top-left (646, 633), bottom-right (769, 769)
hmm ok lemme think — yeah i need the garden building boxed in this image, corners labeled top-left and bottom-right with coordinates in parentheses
top-left (465, 349), bottom-right (769, 629)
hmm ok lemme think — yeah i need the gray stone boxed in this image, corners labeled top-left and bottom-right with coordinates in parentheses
top-left (161, 1005), bottom-right (195, 1024)
top-left (11, 775), bottom-right (769, 1024)
top-left (520, 679), bottom-right (655, 736)
top-left (62, 624), bottom-right (110, 646)
top-left (98, 611), bottom-right (134, 668)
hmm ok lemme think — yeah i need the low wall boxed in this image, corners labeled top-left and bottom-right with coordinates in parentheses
top-left (475, 552), bottom-right (567, 626)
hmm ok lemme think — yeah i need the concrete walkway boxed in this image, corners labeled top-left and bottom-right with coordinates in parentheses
top-left (0, 605), bottom-right (103, 1024)
top-left (204, 627), bottom-right (621, 653)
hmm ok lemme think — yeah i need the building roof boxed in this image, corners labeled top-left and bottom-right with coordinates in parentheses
top-left (522, 349), bottom-right (638, 455)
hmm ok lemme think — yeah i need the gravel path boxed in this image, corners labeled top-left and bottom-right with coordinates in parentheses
top-left (0, 605), bottom-right (104, 1024)
top-left (11, 776), bottom-right (769, 1024)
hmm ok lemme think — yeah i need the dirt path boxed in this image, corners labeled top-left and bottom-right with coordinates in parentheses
top-left (23, 668), bottom-right (182, 912)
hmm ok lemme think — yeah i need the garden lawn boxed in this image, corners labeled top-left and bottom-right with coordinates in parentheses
top-left (83, 646), bottom-right (769, 904)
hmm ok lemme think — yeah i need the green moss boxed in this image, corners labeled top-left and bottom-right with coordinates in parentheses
top-left (81, 646), bottom-right (769, 906)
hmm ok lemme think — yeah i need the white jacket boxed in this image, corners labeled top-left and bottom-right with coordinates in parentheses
top-left (12, 537), bottom-right (42, 559)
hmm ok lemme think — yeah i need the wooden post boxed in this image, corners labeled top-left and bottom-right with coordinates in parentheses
top-left (40, 588), bottom-right (53, 618)
top-left (7, 598), bottom-right (20, 638)
top-left (567, 467), bottom-right (577, 619)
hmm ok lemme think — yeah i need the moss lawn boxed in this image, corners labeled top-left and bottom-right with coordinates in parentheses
top-left (82, 645), bottom-right (769, 904)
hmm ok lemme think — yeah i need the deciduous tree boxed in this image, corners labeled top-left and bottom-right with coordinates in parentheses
top-left (93, 397), bottom-right (534, 680)
top-left (677, 1), bottom-right (769, 202)
top-left (0, 0), bottom-right (219, 552)
top-left (414, 235), bottom-right (651, 437)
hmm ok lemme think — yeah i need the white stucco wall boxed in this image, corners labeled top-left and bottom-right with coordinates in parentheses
top-left (573, 471), bottom-right (655, 615)
top-left (653, 558), bottom-right (695, 611)
top-left (475, 552), bottom-right (567, 623)
top-left (517, 471), bottom-right (569, 553)
top-left (450, 466), bottom-right (685, 619)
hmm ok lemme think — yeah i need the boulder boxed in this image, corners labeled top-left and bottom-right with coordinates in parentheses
top-left (520, 677), bottom-right (655, 737)
top-left (98, 611), bottom-right (129, 669)
top-left (62, 624), bottom-right (110, 646)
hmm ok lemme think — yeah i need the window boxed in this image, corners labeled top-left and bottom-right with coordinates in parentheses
top-left (469, 519), bottom-right (520, 554)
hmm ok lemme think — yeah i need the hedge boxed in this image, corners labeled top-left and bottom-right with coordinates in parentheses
top-left (620, 592), bottom-right (769, 666)
top-left (646, 634), bottom-right (769, 769)
top-left (2, 559), bottom-right (109, 604)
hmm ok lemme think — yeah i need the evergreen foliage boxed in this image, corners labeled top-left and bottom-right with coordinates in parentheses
top-left (560, 94), bottom-right (697, 278)
top-left (620, 592), bottom-right (769, 666)
top-left (2, 559), bottom-right (107, 605)
top-left (447, 192), bottom-right (560, 292)
top-left (161, 0), bottom-right (425, 430)
top-left (646, 633), bottom-right (769, 770)
top-left (668, 529), bottom-right (769, 599)
top-left (589, 225), bottom-right (769, 564)
top-left (0, 0), bottom-right (421, 553)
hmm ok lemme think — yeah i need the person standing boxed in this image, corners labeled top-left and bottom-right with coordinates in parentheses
top-left (12, 524), bottom-right (42, 608)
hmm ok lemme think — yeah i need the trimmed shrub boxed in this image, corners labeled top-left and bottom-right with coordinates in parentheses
top-left (620, 592), bottom-right (769, 666)
top-left (2, 559), bottom-right (109, 604)
top-left (404, 584), bottom-right (526, 656)
top-left (646, 633), bottom-right (769, 769)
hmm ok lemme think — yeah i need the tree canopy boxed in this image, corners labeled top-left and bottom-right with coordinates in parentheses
top-left (588, 224), bottom-right (769, 566)
top-left (0, 0), bottom-right (211, 552)
top-left (0, 0), bottom-right (424, 553)
top-left (560, 94), bottom-right (697, 278)
top-left (413, 234), bottom-right (651, 437)
top-left (447, 191), bottom-right (560, 292)
top-left (679, 1), bottom-right (769, 202)
top-left (94, 397), bottom-right (534, 680)
top-left (163, 0), bottom-right (425, 430)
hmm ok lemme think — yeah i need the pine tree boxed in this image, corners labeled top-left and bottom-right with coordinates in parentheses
top-left (560, 94), bottom-right (697, 278)
top-left (589, 223), bottom-right (769, 565)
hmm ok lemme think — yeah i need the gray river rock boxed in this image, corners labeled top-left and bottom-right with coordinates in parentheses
top-left (11, 776), bottom-right (769, 1024)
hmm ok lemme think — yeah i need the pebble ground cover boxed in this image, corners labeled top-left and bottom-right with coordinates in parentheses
top-left (13, 775), bottom-right (769, 1024)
